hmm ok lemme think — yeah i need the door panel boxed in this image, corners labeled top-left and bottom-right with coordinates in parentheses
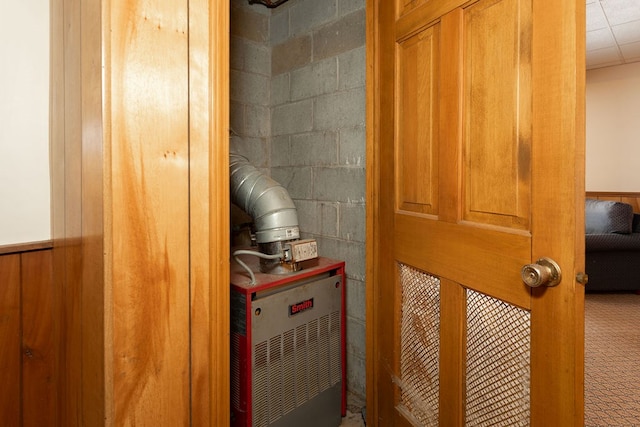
top-left (463, 0), bottom-right (531, 229)
top-left (396, 25), bottom-right (439, 215)
top-left (366, 0), bottom-right (585, 424)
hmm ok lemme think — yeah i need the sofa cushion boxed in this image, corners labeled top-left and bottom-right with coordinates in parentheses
top-left (586, 232), bottom-right (640, 251)
top-left (585, 199), bottom-right (634, 234)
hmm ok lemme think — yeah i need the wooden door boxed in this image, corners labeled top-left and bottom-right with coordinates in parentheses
top-left (366, 0), bottom-right (585, 425)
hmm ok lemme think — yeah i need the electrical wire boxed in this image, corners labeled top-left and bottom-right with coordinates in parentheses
top-left (233, 249), bottom-right (283, 285)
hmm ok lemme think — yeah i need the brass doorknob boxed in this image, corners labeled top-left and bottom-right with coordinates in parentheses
top-left (521, 257), bottom-right (562, 288)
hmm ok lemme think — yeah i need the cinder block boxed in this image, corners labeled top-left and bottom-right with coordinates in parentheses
top-left (314, 87), bottom-right (365, 130)
top-left (229, 136), bottom-right (269, 168)
top-left (270, 73), bottom-right (290, 107)
top-left (293, 199), bottom-right (320, 235)
top-left (290, 0), bottom-right (337, 36)
top-left (346, 352), bottom-right (366, 399)
top-left (313, 9), bottom-right (365, 61)
top-left (290, 57), bottom-right (338, 101)
top-left (270, 8), bottom-right (290, 46)
top-left (345, 278), bottom-right (365, 322)
top-left (242, 42), bottom-right (271, 76)
top-left (339, 126), bottom-right (365, 166)
top-left (318, 237), bottom-right (365, 280)
top-left (339, 202), bottom-right (365, 242)
top-left (271, 100), bottom-right (313, 136)
top-left (314, 167), bottom-right (365, 203)
top-left (229, 102), bottom-right (245, 136)
top-left (339, 0), bottom-right (365, 16)
top-left (346, 317), bottom-right (366, 360)
top-left (270, 135), bottom-right (291, 167)
top-left (271, 166), bottom-right (313, 200)
top-left (290, 131), bottom-right (338, 166)
top-left (272, 34), bottom-right (312, 75)
top-left (338, 46), bottom-right (365, 90)
top-left (320, 202), bottom-right (339, 237)
top-left (230, 0), bottom-right (269, 43)
top-left (245, 105), bottom-right (270, 138)
top-left (230, 36), bottom-right (246, 71)
top-left (230, 69), bottom-right (270, 106)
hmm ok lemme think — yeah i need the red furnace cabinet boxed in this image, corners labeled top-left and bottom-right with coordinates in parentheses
top-left (230, 255), bottom-right (346, 427)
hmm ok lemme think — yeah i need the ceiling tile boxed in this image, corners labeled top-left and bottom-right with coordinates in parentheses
top-left (600, 0), bottom-right (640, 26)
top-left (586, 0), bottom-right (640, 69)
top-left (587, 28), bottom-right (617, 50)
top-left (587, 2), bottom-right (609, 30)
top-left (611, 20), bottom-right (640, 45)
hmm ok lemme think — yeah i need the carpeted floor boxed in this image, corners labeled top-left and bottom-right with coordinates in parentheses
top-left (585, 292), bottom-right (640, 426)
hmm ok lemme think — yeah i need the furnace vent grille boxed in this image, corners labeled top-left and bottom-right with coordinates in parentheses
top-left (231, 332), bottom-right (241, 410)
top-left (253, 311), bottom-right (341, 427)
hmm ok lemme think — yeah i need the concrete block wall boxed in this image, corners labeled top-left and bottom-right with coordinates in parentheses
top-left (270, 0), bottom-right (366, 399)
top-left (230, 0), bottom-right (367, 400)
top-left (230, 0), bottom-right (271, 167)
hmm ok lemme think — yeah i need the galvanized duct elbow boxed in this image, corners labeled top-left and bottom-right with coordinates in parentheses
top-left (229, 152), bottom-right (300, 245)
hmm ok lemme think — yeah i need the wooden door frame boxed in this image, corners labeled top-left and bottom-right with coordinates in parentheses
top-left (207, 2), bottom-right (231, 425)
top-left (365, 0), bottom-right (586, 425)
top-left (50, 1), bottom-right (230, 424)
top-left (365, 0), bottom-right (381, 423)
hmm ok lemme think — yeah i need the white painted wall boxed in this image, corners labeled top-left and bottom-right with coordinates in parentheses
top-left (586, 62), bottom-right (640, 192)
top-left (0, 1), bottom-right (51, 245)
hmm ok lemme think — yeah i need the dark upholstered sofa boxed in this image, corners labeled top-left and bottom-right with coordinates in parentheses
top-left (585, 198), bottom-right (640, 292)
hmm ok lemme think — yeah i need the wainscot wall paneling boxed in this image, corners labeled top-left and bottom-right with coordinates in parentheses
top-left (0, 243), bottom-right (54, 426)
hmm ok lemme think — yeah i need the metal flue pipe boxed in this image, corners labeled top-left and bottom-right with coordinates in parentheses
top-left (229, 152), bottom-right (300, 244)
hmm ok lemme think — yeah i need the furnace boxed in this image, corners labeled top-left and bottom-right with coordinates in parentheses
top-left (230, 254), bottom-right (346, 427)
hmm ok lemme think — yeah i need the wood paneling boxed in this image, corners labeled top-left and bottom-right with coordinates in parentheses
top-left (207, 3), bottom-right (231, 425)
top-left (108, 1), bottom-right (191, 423)
top-left (80, 0), bottom-right (106, 424)
top-left (586, 192), bottom-right (640, 213)
top-left (189, 0), bottom-right (213, 423)
top-left (49, 0), bottom-right (230, 425)
top-left (365, 0), bottom-right (380, 423)
top-left (0, 246), bottom-right (55, 427)
top-left (21, 250), bottom-right (55, 426)
top-left (0, 241), bottom-right (53, 256)
top-left (0, 253), bottom-right (21, 426)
